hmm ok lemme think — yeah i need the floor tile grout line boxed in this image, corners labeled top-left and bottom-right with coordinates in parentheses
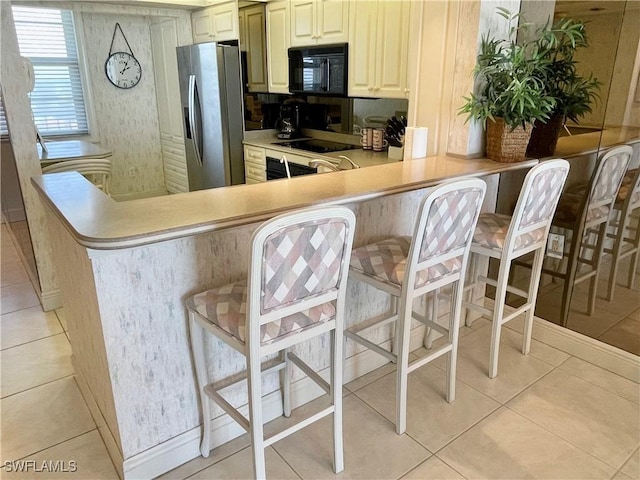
top-left (1, 372), bottom-right (77, 400)
top-left (0, 330), bottom-right (69, 352)
top-left (5, 427), bottom-right (100, 465)
top-left (609, 445), bottom-right (640, 480)
top-left (556, 360), bottom-right (640, 403)
top-left (271, 444), bottom-right (304, 480)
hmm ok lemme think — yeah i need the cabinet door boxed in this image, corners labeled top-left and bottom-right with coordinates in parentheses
top-left (238, 9), bottom-right (247, 51)
top-left (210, 1), bottom-right (239, 42)
top-left (316, 0), bottom-right (348, 45)
top-left (375, 0), bottom-right (410, 98)
top-left (192, 9), bottom-right (213, 43)
top-left (245, 5), bottom-right (268, 92)
top-left (266, 0), bottom-right (290, 94)
top-left (348, 0), bottom-right (377, 97)
top-left (290, 0), bottom-right (315, 46)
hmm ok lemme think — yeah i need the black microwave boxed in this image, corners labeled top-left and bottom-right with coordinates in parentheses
top-left (288, 44), bottom-right (348, 96)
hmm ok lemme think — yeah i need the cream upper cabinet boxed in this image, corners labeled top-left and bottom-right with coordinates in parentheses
top-left (290, 0), bottom-right (348, 46)
top-left (243, 4), bottom-right (269, 92)
top-left (266, 0), bottom-right (290, 94)
top-left (192, 1), bottom-right (239, 44)
top-left (348, 0), bottom-right (410, 99)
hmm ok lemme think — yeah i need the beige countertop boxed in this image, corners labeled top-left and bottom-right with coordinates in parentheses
top-left (32, 154), bottom-right (537, 250)
top-left (552, 126), bottom-right (639, 159)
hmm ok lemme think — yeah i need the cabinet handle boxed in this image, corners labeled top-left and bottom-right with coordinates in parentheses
top-left (404, 88), bottom-right (410, 93)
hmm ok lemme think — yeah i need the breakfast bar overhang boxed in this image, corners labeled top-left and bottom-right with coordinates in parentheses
top-left (32, 155), bottom-right (537, 479)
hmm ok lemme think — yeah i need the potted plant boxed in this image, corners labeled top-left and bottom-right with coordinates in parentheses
top-left (459, 8), bottom-right (557, 163)
top-left (526, 18), bottom-right (601, 157)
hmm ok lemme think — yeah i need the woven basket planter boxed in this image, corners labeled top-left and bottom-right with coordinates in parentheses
top-left (526, 113), bottom-right (565, 158)
top-left (486, 118), bottom-right (533, 163)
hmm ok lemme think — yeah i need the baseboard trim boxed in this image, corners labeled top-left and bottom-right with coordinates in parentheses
top-left (40, 288), bottom-right (62, 311)
top-left (530, 316), bottom-right (640, 382)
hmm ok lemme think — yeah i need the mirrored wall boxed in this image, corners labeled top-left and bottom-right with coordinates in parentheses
top-left (516, 1), bottom-right (640, 355)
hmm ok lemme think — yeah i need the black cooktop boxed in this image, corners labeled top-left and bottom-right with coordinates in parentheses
top-left (273, 138), bottom-right (358, 154)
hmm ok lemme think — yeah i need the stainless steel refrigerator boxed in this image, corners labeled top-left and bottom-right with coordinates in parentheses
top-left (176, 42), bottom-right (244, 191)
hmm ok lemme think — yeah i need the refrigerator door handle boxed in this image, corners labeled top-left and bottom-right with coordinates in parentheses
top-left (188, 74), bottom-right (203, 166)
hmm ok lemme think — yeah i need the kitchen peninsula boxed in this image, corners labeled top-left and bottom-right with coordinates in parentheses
top-left (33, 155), bottom-right (535, 479)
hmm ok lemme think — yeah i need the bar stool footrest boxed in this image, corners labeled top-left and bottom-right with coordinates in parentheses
top-left (288, 352), bottom-right (330, 394)
top-left (344, 330), bottom-right (397, 363)
top-left (408, 343), bottom-right (453, 373)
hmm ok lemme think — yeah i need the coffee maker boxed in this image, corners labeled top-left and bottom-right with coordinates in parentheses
top-left (277, 101), bottom-right (304, 139)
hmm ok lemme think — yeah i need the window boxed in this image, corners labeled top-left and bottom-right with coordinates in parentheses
top-left (1, 6), bottom-right (89, 137)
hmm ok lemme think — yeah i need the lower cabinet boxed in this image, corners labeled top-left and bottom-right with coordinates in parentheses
top-left (244, 145), bottom-right (266, 184)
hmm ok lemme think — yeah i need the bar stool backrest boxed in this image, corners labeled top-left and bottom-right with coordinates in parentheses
top-left (247, 206), bottom-right (356, 346)
top-left (42, 158), bottom-right (112, 195)
top-left (582, 146), bottom-right (632, 227)
top-left (620, 165), bottom-right (640, 212)
top-left (506, 159), bottom-right (570, 255)
top-left (406, 178), bottom-right (486, 291)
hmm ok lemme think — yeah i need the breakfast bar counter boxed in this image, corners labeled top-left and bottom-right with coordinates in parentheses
top-left (33, 154), bottom-right (536, 250)
top-left (32, 154), bottom-right (537, 480)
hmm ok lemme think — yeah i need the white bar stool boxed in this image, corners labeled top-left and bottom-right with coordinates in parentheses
top-left (42, 158), bottom-right (112, 195)
top-left (547, 146), bottom-right (631, 325)
top-left (186, 206), bottom-right (356, 479)
top-left (604, 167), bottom-right (640, 300)
top-left (464, 159), bottom-right (570, 379)
top-left (348, 178), bottom-right (486, 435)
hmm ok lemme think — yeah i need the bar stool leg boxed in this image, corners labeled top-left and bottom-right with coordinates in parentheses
top-left (395, 297), bottom-right (412, 435)
top-left (390, 296), bottom-right (400, 360)
top-left (560, 230), bottom-right (582, 327)
top-left (606, 212), bottom-right (625, 301)
top-left (424, 291), bottom-right (437, 349)
top-left (627, 217), bottom-right (640, 289)
top-left (189, 312), bottom-right (212, 458)
top-left (523, 248), bottom-right (544, 355)
top-left (465, 253), bottom-right (479, 327)
top-left (489, 260), bottom-right (510, 379)
top-left (247, 353), bottom-right (266, 480)
top-left (331, 328), bottom-right (344, 473)
top-left (446, 281), bottom-right (463, 403)
top-left (587, 224), bottom-right (607, 315)
top-left (281, 349), bottom-right (291, 417)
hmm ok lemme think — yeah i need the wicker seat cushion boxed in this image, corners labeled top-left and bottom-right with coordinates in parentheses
top-left (553, 193), bottom-right (610, 225)
top-left (473, 213), bottom-right (545, 252)
top-left (187, 280), bottom-right (335, 345)
top-left (350, 236), bottom-right (462, 288)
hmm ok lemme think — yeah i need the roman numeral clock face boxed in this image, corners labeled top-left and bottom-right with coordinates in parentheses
top-left (105, 52), bottom-right (142, 89)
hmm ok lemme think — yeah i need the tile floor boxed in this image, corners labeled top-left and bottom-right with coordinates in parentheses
top-left (1, 224), bottom-right (639, 480)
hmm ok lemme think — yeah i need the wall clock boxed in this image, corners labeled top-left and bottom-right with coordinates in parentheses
top-left (105, 23), bottom-right (142, 89)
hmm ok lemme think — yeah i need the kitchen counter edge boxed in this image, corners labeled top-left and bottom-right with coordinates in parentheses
top-left (31, 155), bottom-right (538, 251)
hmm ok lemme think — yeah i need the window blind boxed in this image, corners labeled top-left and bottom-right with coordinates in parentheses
top-left (1, 6), bottom-right (89, 137)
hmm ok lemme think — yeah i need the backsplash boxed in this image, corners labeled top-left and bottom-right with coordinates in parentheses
top-left (243, 93), bottom-right (408, 135)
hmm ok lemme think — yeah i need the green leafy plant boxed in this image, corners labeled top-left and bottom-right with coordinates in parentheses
top-left (460, 8), bottom-right (556, 130)
top-left (534, 17), bottom-right (601, 123)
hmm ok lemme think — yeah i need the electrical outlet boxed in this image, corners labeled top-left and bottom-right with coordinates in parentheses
top-left (127, 167), bottom-right (136, 177)
top-left (546, 233), bottom-right (564, 259)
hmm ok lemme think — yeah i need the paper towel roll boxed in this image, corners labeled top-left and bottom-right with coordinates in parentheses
top-left (403, 127), bottom-right (429, 160)
top-left (411, 127), bottom-right (428, 159)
